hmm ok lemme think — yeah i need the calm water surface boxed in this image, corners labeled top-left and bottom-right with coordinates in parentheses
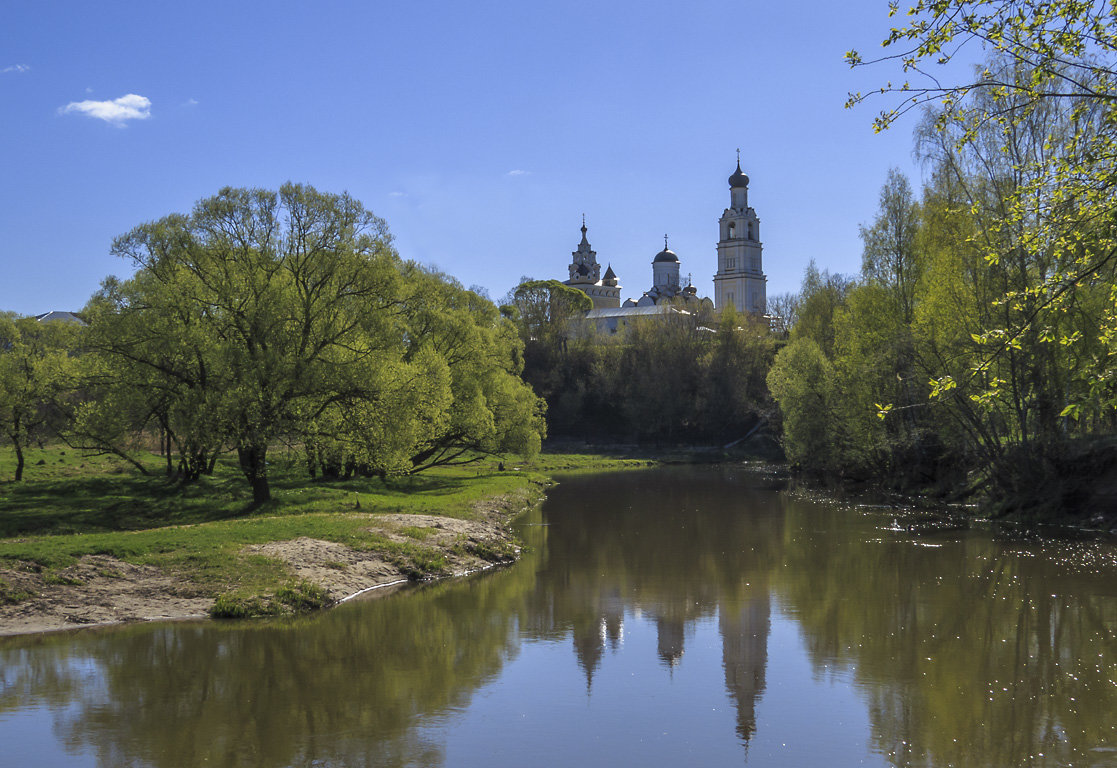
top-left (2, 466), bottom-right (1116, 767)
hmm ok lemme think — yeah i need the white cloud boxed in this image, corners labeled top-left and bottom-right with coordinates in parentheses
top-left (60, 93), bottom-right (151, 125)
top-left (506, 169), bottom-right (529, 177)
top-left (2, 64), bottom-right (30, 74)
top-left (389, 191), bottom-right (407, 197)
top-left (183, 98), bottom-right (199, 107)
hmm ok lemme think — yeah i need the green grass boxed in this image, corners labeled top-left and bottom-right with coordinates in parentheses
top-left (210, 579), bottom-right (332, 618)
top-left (0, 578), bottom-right (35, 605)
top-left (397, 525), bottom-right (436, 540)
top-left (0, 444), bottom-right (648, 617)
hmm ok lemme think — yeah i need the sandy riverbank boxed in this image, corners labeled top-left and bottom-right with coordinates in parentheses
top-left (0, 489), bottom-right (533, 637)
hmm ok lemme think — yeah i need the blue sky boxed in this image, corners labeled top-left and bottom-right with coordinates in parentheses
top-left (1, 0), bottom-right (935, 316)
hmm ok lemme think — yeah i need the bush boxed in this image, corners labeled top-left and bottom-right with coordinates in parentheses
top-left (275, 580), bottom-right (331, 612)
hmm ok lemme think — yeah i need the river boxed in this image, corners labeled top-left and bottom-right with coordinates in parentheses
top-left (1, 466), bottom-right (1115, 767)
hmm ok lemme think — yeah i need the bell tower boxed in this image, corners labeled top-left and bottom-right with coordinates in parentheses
top-left (563, 217), bottom-right (621, 308)
top-left (567, 216), bottom-right (601, 284)
top-left (713, 152), bottom-right (766, 314)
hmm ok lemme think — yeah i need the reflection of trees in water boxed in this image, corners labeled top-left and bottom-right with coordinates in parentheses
top-left (6, 468), bottom-right (1114, 768)
top-left (777, 500), bottom-right (1117, 766)
top-left (0, 468), bottom-right (785, 765)
top-left (0, 565), bottom-right (538, 768)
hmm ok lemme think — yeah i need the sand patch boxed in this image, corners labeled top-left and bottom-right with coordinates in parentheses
top-left (244, 537), bottom-right (404, 602)
top-left (0, 554), bottom-right (212, 636)
top-left (245, 504), bottom-right (521, 602)
top-left (0, 486), bottom-right (538, 637)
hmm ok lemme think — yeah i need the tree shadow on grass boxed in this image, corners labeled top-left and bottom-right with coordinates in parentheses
top-left (270, 473), bottom-right (471, 498)
top-left (0, 474), bottom-right (250, 538)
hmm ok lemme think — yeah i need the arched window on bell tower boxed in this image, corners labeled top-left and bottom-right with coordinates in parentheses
top-left (747, 222), bottom-right (754, 240)
top-left (727, 222), bottom-right (735, 239)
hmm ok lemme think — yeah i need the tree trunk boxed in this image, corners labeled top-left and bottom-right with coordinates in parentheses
top-left (13, 440), bottom-right (24, 482)
top-left (237, 442), bottom-right (271, 504)
top-left (165, 430), bottom-right (173, 476)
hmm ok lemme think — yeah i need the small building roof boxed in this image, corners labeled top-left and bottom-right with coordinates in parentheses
top-left (584, 305), bottom-right (691, 319)
top-left (34, 311), bottom-right (86, 325)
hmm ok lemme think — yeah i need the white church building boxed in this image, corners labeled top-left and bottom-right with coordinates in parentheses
top-left (713, 159), bottom-right (767, 315)
top-left (561, 158), bottom-right (766, 330)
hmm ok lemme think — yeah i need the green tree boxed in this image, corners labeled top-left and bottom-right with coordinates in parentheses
top-left (86, 185), bottom-right (546, 500)
top-left (791, 261), bottom-right (853, 357)
top-left (696, 306), bottom-right (777, 441)
top-left (766, 338), bottom-right (838, 468)
top-left (505, 279), bottom-right (593, 352)
top-left (95, 184), bottom-right (404, 503)
top-left (395, 267), bottom-right (545, 471)
top-left (848, 3), bottom-right (1117, 420)
top-left (859, 168), bottom-right (921, 324)
top-left (0, 314), bottom-right (78, 481)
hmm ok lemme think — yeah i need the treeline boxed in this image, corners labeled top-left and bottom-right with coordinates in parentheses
top-left (0, 184), bottom-right (545, 502)
top-left (769, 55), bottom-right (1117, 514)
top-left (502, 280), bottom-right (777, 444)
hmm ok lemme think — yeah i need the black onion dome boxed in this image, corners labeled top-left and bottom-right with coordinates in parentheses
top-left (653, 248), bottom-right (679, 263)
top-left (728, 159), bottom-right (749, 188)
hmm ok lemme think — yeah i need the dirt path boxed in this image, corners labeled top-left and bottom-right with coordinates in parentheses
top-left (0, 491), bottom-right (534, 637)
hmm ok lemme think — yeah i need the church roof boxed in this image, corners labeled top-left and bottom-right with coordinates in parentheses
top-left (729, 159), bottom-right (750, 188)
top-left (653, 234), bottom-right (679, 263)
top-left (585, 305), bottom-right (690, 319)
top-left (603, 264), bottom-right (616, 280)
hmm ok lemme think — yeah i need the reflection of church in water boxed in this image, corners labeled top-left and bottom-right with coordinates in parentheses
top-left (571, 591), bottom-right (771, 747)
top-left (562, 157), bottom-right (768, 329)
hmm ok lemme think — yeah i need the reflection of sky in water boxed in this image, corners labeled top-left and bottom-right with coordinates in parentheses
top-left (0, 467), bottom-right (1115, 767)
top-left (1, 654), bottom-right (106, 767)
top-left (2, 703), bottom-right (96, 768)
top-left (436, 607), bottom-right (886, 768)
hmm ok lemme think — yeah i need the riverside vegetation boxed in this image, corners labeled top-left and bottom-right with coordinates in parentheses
top-left (4, 2), bottom-right (1117, 632)
top-left (765, 1), bottom-right (1117, 524)
top-left (501, 4), bottom-right (1117, 527)
top-left (0, 445), bottom-right (650, 628)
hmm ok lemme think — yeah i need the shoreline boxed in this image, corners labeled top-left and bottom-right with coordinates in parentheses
top-left (0, 484), bottom-right (544, 638)
top-left (3, 453), bottom-right (1114, 639)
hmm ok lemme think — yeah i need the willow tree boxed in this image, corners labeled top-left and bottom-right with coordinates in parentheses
top-left (95, 184), bottom-right (404, 503)
top-left (302, 266), bottom-right (546, 477)
top-left (88, 184), bottom-right (546, 501)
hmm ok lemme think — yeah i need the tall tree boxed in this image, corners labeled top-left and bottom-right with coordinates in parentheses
top-left (95, 184), bottom-right (403, 503)
top-left (860, 168), bottom-right (922, 323)
top-left (0, 314), bottom-right (77, 481)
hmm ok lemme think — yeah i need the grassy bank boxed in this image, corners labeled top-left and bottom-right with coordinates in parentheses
top-left (0, 447), bottom-right (651, 624)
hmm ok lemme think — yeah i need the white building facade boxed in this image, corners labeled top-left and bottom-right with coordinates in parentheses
top-left (712, 160), bottom-right (767, 315)
top-left (561, 158), bottom-right (766, 320)
top-left (563, 220), bottom-right (622, 309)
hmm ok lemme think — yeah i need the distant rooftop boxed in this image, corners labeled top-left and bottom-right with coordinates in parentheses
top-left (584, 305), bottom-right (691, 319)
top-left (33, 311), bottom-right (86, 325)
